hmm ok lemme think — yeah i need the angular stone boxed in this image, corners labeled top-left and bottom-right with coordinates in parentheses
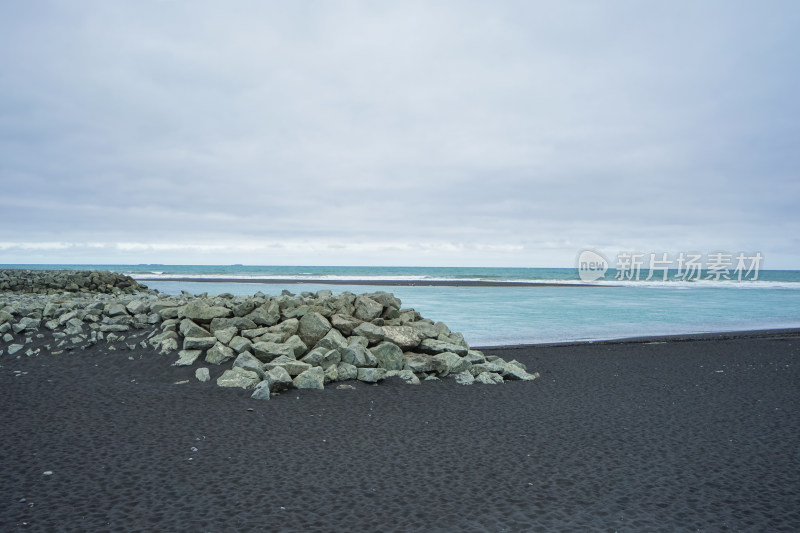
top-left (233, 351), bottom-right (265, 379)
top-left (180, 319), bottom-right (212, 338)
top-left (432, 352), bottom-right (471, 377)
top-left (266, 366), bottom-right (292, 392)
top-left (418, 338), bottom-right (469, 357)
top-left (297, 312), bottom-right (331, 348)
top-left (195, 367), bottom-right (211, 382)
top-left (331, 314), bottom-right (362, 336)
top-left (126, 299), bottom-right (149, 315)
top-left (216, 367), bottom-right (260, 389)
top-left (250, 380), bottom-right (272, 400)
top-left (229, 336), bottom-right (253, 354)
top-left (183, 336), bottom-right (217, 350)
top-left (470, 361), bottom-right (506, 376)
top-left (371, 342), bottom-right (404, 371)
top-left (179, 301), bottom-right (232, 323)
top-left (233, 299), bottom-right (257, 317)
top-left (357, 367), bottom-right (387, 383)
top-left (501, 363), bottom-right (537, 381)
top-left (386, 369), bottom-right (420, 385)
top-left (366, 291), bottom-right (402, 310)
top-left (454, 372), bottom-right (475, 385)
top-left (336, 362), bottom-right (358, 381)
top-left (313, 328), bottom-right (347, 352)
top-left (340, 343), bottom-right (377, 368)
top-left (293, 367), bottom-right (325, 390)
top-left (267, 318), bottom-right (299, 341)
top-left (241, 327), bottom-right (273, 339)
top-left (8, 344), bottom-right (23, 355)
top-left (252, 341), bottom-right (295, 363)
top-left (318, 348), bottom-right (342, 370)
top-left (464, 349), bottom-right (486, 364)
top-left (265, 356), bottom-right (312, 377)
top-left (354, 295), bottom-right (383, 321)
top-left (214, 326), bottom-right (238, 345)
top-left (403, 353), bottom-right (438, 373)
top-left (210, 317), bottom-right (256, 333)
top-left (352, 322), bottom-right (385, 344)
top-left (475, 372), bottom-right (504, 384)
top-left (300, 347), bottom-right (327, 367)
top-left (105, 303), bottom-right (129, 317)
top-left (247, 301), bottom-right (280, 326)
top-left (284, 334), bottom-right (308, 358)
top-left (381, 326), bottom-right (420, 351)
top-left (323, 364), bottom-right (339, 384)
top-left (174, 349), bottom-right (202, 366)
top-left (205, 342), bottom-right (235, 365)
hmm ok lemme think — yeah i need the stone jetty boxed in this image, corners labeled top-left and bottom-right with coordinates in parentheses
top-left (0, 270), bottom-right (538, 399)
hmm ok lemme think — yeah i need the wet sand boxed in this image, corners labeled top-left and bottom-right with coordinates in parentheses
top-left (2, 329), bottom-right (799, 531)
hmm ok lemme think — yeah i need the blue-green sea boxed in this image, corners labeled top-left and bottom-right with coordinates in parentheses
top-left (3, 264), bottom-right (800, 346)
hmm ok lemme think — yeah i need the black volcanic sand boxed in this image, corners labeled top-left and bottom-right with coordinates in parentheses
top-left (2, 330), bottom-right (799, 532)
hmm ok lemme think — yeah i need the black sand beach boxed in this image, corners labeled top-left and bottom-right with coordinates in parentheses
top-left (2, 329), bottom-right (799, 531)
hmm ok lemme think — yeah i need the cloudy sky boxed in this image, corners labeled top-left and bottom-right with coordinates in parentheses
top-left (1, 1), bottom-right (798, 268)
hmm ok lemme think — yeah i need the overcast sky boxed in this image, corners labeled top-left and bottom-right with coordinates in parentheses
top-left (1, 1), bottom-right (798, 268)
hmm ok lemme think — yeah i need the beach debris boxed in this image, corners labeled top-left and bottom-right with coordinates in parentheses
top-left (0, 269), bottom-right (540, 400)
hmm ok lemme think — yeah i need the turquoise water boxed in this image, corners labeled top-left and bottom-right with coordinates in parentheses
top-left (3, 264), bottom-right (800, 346)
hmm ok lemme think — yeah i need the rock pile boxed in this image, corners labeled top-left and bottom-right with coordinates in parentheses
top-left (0, 269), bottom-right (146, 295)
top-left (1, 277), bottom-right (538, 399)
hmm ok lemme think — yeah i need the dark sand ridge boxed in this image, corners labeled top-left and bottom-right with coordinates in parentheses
top-left (2, 328), bottom-right (799, 531)
top-left (131, 277), bottom-right (612, 288)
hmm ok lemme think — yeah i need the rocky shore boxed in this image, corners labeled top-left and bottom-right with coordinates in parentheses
top-left (0, 270), bottom-right (537, 398)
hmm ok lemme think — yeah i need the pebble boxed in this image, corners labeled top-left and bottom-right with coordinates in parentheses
top-left (43, 471), bottom-right (53, 476)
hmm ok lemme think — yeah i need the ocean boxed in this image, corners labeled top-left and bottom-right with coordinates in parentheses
top-left (3, 264), bottom-right (800, 346)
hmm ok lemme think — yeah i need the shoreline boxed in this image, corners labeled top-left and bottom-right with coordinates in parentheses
top-left (475, 326), bottom-right (800, 350)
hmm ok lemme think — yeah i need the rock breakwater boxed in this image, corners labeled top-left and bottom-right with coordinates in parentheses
top-left (1, 271), bottom-right (538, 399)
top-left (0, 269), bottom-right (146, 294)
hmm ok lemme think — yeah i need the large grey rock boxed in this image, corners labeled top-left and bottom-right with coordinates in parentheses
top-left (403, 353), bottom-right (438, 373)
top-left (366, 291), bottom-right (402, 310)
top-left (174, 349), bottom-right (202, 366)
top-left (0, 310), bottom-right (14, 325)
top-left (179, 318), bottom-right (213, 338)
top-left (205, 342), bottom-right (235, 365)
top-left (297, 312), bottom-right (331, 348)
top-left (336, 362), bottom-right (358, 381)
top-left (330, 314), bottom-right (362, 336)
top-left (241, 327), bottom-right (273, 339)
top-left (216, 367), bottom-right (260, 389)
top-left (319, 348), bottom-right (342, 370)
top-left (229, 336), bottom-right (253, 354)
top-left (284, 334), bottom-right (308, 358)
top-left (265, 356), bottom-right (312, 377)
top-left (464, 349), bottom-right (486, 364)
top-left (252, 341), bottom-right (295, 363)
top-left (179, 301), bottom-right (232, 323)
top-left (210, 317), bottom-right (256, 333)
top-left (340, 343), bottom-right (377, 368)
top-left (475, 372), bottom-right (504, 384)
top-left (293, 367), bottom-right (325, 390)
top-left (354, 295), bottom-right (383, 321)
top-left (233, 299), bottom-right (257, 317)
top-left (501, 362), bottom-right (538, 381)
top-left (211, 326), bottom-right (237, 345)
top-left (64, 318), bottom-right (83, 336)
top-left (313, 328), bottom-right (347, 352)
top-left (470, 361), bottom-right (506, 376)
top-left (300, 347), bottom-right (327, 367)
top-left (250, 381), bottom-right (272, 400)
top-left (12, 317), bottom-right (40, 334)
top-left (371, 342), bottom-right (404, 371)
top-left (247, 301), bottom-right (280, 326)
top-left (357, 367), bottom-right (387, 383)
top-left (266, 366), bottom-right (293, 392)
top-left (104, 303), bottom-right (129, 317)
top-left (8, 344), bottom-right (23, 355)
top-left (183, 336), bottom-right (217, 350)
top-left (454, 372), bottom-right (475, 385)
top-left (352, 322), bottom-right (385, 344)
top-left (323, 364), bottom-right (339, 384)
top-left (409, 320), bottom-right (438, 339)
top-left (418, 338), bottom-right (469, 357)
top-left (380, 326), bottom-right (420, 351)
top-left (386, 369), bottom-right (420, 385)
top-left (268, 318), bottom-right (299, 341)
top-left (126, 299), bottom-right (149, 315)
top-left (195, 367), bottom-right (211, 382)
top-left (432, 352), bottom-right (471, 377)
top-left (233, 351), bottom-right (266, 379)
